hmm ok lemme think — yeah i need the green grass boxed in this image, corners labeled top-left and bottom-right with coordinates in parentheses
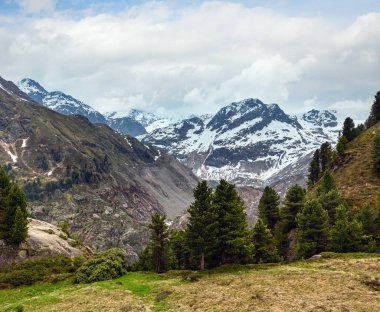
top-left (1, 253), bottom-right (380, 312)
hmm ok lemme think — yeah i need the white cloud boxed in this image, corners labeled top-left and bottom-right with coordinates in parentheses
top-left (16, 0), bottom-right (55, 14)
top-left (0, 2), bottom-right (379, 118)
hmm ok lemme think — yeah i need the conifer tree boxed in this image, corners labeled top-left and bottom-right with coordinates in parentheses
top-left (343, 117), bottom-right (355, 141)
top-left (320, 142), bottom-right (332, 172)
top-left (170, 230), bottom-right (191, 269)
top-left (336, 135), bottom-right (348, 158)
top-left (319, 170), bottom-right (336, 194)
top-left (9, 206), bottom-right (28, 244)
top-left (258, 186), bottom-right (280, 230)
top-left (281, 185), bottom-right (306, 233)
top-left (0, 167), bottom-right (28, 243)
top-left (186, 180), bottom-right (215, 270)
top-left (296, 199), bottom-right (329, 259)
top-left (211, 179), bottom-right (251, 265)
top-left (149, 213), bottom-right (170, 273)
top-left (329, 205), bottom-right (364, 252)
top-left (372, 133), bottom-right (380, 178)
top-left (358, 202), bottom-right (375, 236)
top-left (365, 91), bottom-right (380, 128)
top-left (308, 149), bottom-right (320, 186)
top-left (251, 219), bottom-right (280, 264)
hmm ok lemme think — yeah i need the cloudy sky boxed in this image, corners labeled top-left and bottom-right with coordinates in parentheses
top-left (1, 0), bottom-right (380, 119)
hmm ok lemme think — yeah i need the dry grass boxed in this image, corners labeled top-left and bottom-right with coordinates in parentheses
top-left (1, 255), bottom-right (380, 312)
top-left (164, 258), bottom-right (380, 312)
top-left (34, 286), bottom-right (152, 312)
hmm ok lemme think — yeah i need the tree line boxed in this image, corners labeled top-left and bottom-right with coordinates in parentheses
top-left (136, 92), bottom-right (380, 273)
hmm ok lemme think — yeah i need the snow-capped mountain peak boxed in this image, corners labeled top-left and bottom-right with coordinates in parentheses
top-left (141, 98), bottom-right (341, 189)
top-left (17, 78), bottom-right (48, 103)
top-left (300, 109), bottom-right (339, 128)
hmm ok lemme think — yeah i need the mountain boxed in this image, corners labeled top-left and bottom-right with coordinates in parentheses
top-left (141, 98), bottom-right (340, 191)
top-left (0, 76), bottom-right (198, 255)
top-left (106, 109), bottom-right (178, 133)
top-left (17, 78), bottom-right (146, 137)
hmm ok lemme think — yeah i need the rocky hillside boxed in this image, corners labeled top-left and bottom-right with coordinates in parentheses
top-left (141, 98), bottom-right (340, 191)
top-left (17, 78), bottom-right (147, 137)
top-left (0, 76), bottom-right (198, 255)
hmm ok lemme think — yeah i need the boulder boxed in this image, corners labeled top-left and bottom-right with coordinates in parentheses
top-left (0, 218), bottom-right (91, 268)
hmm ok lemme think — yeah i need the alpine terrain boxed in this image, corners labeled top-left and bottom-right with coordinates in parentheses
top-left (141, 99), bottom-right (341, 192)
top-left (0, 76), bottom-right (198, 257)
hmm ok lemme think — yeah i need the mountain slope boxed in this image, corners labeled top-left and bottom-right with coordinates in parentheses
top-left (141, 98), bottom-right (340, 190)
top-left (312, 122), bottom-right (380, 210)
top-left (0, 76), bottom-right (198, 254)
top-left (17, 78), bottom-right (146, 137)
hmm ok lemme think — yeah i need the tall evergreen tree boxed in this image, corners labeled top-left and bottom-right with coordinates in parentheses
top-left (329, 205), bottom-right (364, 252)
top-left (251, 219), bottom-right (280, 264)
top-left (320, 142), bottom-right (332, 172)
top-left (186, 180), bottom-right (215, 270)
top-left (372, 133), bottom-right (380, 178)
top-left (281, 185), bottom-right (306, 233)
top-left (149, 213), bottom-right (170, 273)
top-left (342, 117), bottom-right (355, 141)
top-left (0, 167), bottom-right (28, 243)
top-left (319, 189), bottom-right (341, 223)
top-left (358, 202), bottom-right (375, 236)
top-left (365, 91), bottom-right (380, 128)
top-left (258, 186), bottom-right (280, 230)
top-left (170, 230), bottom-right (192, 270)
top-left (296, 199), bottom-right (329, 259)
top-left (308, 149), bottom-right (321, 186)
top-left (9, 206), bottom-right (28, 244)
top-left (211, 179), bottom-right (251, 265)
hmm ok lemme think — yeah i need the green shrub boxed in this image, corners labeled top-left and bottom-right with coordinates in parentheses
top-left (74, 248), bottom-right (128, 283)
top-left (0, 256), bottom-right (84, 288)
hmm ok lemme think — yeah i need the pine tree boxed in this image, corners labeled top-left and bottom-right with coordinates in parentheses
top-left (149, 213), bottom-right (170, 273)
top-left (319, 189), bottom-right (341, 223)
top-left (251, 219), bottom-right (280, 264)
top-left (372, 133), bottom-right (380, 178)
top-left (358, 202), bottom-right (375, 235)
top-left (9, 206), bottom-right (28, 244)
top-left (320, 142), bottom-right (332, 172)
top-left (211, 179), bottom-right (251, 266)
top-left (329, 205), bottom-right (364, 252)
top-left (365, 91), bottom-right (380, 128)
top-left (343, 117), bottom-right (355, 141)
top-left (186, 180), bottom-right (214, 270)
top-left (308, 149), bottom-right (321, 185)
top-left (319, 170), bottom-right (336, 194)
top-left (258, 186), bottom-right (280, 230)
top-left (296, 199), bottom-right (329, 259)
top-left (170, 230), bottom-right (192, 269)
top-left (336, 135), bottom-right (348, 158)
top-left (0, 167), bottom-right (28, 243)
top-left (281, 185), bottom-right (306, 233)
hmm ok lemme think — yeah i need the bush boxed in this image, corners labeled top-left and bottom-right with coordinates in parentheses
top-left (74, 248), bottom-right (128, 283)
top-left (0, 256), bottom-right (84, 288)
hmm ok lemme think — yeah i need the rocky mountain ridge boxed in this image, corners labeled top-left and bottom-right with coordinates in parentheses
top-left (17, 78), bottom-right (147, 137)
top-left (0, 76), bottom-right (198, 254)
